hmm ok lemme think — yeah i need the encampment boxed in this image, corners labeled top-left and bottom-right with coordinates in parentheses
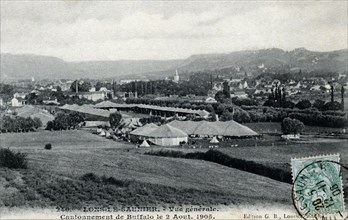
top-left (167, 120), bottom-right (258, 137)
top-left (131, 124), bottom-right (188, 146)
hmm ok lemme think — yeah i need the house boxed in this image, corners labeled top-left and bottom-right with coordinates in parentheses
top-left (43, 98), bottom-right (60, 105)
top-left (231, 91), bottom-right (248, 99)
top-left (14, 92), bottom-right (28, 99)
top-left (238, 81), bottom-right (248, 89)
top-left (11, 97), bottom-right (26, 107)
top-left (184, 96), bottom-right (217, 103)
top-left (99, 87), bottom-right (109, 92)
top-left (71, 91), bottom-right (111, 102)
top-left (173, 70), bottom-right (180, 83)
top-left (0, 97), bottom-right (4, 106)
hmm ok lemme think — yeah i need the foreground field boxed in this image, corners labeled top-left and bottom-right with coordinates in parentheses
top-left (0, 130), bottom-right (292, 209)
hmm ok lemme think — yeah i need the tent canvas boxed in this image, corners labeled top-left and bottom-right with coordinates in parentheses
top-left (167, 120), bottom-right (199, 134)
top-left (130, 123), bottom-right (158, 136)
top-left (146, 124), bottom-right (187, 138)
top-left (210, 136), bottom-right (219, 143)
top-left (140, 140), bottom-right (150, 147)
top-left (167, 120), bottom-right (258, 137)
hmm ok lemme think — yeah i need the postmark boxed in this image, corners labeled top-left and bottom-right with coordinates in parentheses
top-left (291, 155), bottom-right (345, 218)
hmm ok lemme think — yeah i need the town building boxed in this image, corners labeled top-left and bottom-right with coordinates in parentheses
top-left (173, 70), bottom-right (180, 83)
top-left (11, 97), bottom-right (26, 107)
top-left (13, 92), bottom-right (28, 99)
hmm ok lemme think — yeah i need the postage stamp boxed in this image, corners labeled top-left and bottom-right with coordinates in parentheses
top-left (291, 154), bottom-right (345, 217)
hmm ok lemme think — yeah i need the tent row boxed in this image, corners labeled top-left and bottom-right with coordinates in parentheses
top-left (130, 120), bottom-right (258, 146)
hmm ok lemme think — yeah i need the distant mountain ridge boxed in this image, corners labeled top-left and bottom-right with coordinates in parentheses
top-left (1, 48), bottom-right (347, 81)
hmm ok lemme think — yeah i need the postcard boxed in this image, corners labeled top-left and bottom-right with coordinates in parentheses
top-left (0, 1), bottom-right (347, 220)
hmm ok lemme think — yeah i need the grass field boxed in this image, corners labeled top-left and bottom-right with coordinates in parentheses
top-left (0, 130), bottom-right (292, 209)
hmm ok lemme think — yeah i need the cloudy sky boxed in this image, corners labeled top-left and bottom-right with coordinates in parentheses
top-left (1, 1), bottom-right (347, 61)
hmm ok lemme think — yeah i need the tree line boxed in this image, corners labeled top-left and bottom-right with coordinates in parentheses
top-left (0, 116), bottom-right (42, 133)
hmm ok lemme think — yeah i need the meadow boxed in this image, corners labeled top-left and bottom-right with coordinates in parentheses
top-left (0, 130), bottom-right (292, 209)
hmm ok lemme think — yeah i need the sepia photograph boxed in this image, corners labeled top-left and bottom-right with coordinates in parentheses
top-left (0, 1), bottom-right (347, 219)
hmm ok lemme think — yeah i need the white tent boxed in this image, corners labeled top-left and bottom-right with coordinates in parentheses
top-left (167, 120), bottom-right (258, 137)
top-left (210, 136), bottom-right (219, 143)
top-left (140, 140), bottom-right (150, 147)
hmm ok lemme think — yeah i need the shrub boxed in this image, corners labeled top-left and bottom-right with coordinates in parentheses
top-left (44, 143), bottom-right (52, 150)
top-left (0, 148), bottom-right (28, 169)
top-left (80, 173), bottom-right (101, 182)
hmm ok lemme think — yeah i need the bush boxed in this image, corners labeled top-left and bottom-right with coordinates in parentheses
top-left (80, 173), bottom-right (101, 182)
top-left (44, 143), bottom-right (52, 150)
top-left (0, 148), bottom-right (28, 169)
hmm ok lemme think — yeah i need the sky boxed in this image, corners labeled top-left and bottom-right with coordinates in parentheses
top-left (1, 1), bottom-right (347, 61)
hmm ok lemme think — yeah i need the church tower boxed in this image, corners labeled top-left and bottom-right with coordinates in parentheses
top-left (173, 70), bottom-right (179, 83)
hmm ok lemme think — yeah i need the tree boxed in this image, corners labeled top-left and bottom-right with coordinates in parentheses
top-left (0, 83), bottom-right (14, 95)
top-left (281, 117), bottom-right (304, 135)
top-left (0, 148), bottom-right (27, 169)
top-left (323, 101), bottom-right (342, 111)
top-left (220, 110), bottom-right (234, 121)
top-left (313, 99), bottom-right (325, 111)
top-left (233, 109), bottom-right (251, 123)
top-left (282, 100), bottom-right (295, 109)
top-left (33, 117), bottom-right (42, 129)
top-left (54, 113), bottom-right (69, 130)
top-left (109, 112), bottom-right (122, 129)
top-left (222, 81), bottom-right (231, 98)
top-left (330, 82), bottom-right (334, 103)
top-left (341, 86), bottom-right (345, 111)
top-left (68, 112), bottom-right (85, 128)
top-left (70, 80), bottom-right (92, 92)
top-left (295, 100), bottom-right (312, 109)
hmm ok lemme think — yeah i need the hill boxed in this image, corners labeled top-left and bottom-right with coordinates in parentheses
top-left (0, 130), bottom-right (292, 209)
top-left (1, 48), bottom-right (347, 81)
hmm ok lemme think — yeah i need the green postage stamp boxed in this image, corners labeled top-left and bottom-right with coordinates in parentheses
top-left (291, 154), bottom-right (345, 217)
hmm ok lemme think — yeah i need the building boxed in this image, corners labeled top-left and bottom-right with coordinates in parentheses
top-left (94, 102), bottom-right (210, 119)
top-left (13, 92), bottom-right (28, 99)
top-left (42, 98), bottom-right (60, 105)
top-left (11, 97), bottom-right (26, 107)
top-left (173, 70), bottom-right (180, 83)
top-left (231, 91), bottom-right (248, 99)
top-left (70, 91), bottom-right (110, 102)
